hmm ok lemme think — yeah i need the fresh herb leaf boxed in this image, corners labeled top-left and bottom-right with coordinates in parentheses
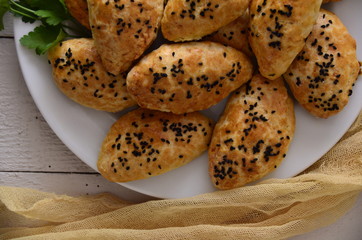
top-left (57, 0), bottom-right (66, 10)
top-left (9, 0), bottom-right (38, 23)
top-left (0, 0), bottom-right (10, 30)
top-left (22, 0), bottom-right (67, 15)
top-left (20, 25), bottom-right (68, 55)
top-left (35, 9), bottom-right (64, 25)
top-left (20, 15), bottom-right (36, 23)
top-left (1, 0), bottom-right (89, 55)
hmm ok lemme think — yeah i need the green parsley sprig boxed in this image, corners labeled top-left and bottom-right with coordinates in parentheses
top-left (0, 0), bottom-right (90, 55)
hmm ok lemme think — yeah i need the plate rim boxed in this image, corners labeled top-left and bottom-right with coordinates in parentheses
top-left (12, 3), bottom-right (362, 198)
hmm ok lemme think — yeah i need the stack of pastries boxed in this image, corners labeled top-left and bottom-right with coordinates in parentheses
top-left (48, 0), bottom-right (359, 190)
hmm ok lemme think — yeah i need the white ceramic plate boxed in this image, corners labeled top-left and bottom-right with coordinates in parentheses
top-left (14, 1), bottom-right (361, 199)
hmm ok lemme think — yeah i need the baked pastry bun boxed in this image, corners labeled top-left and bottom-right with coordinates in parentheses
top-left (48, 38), bottom-right (136, 112)
top-left (64, 0), bottom-right (90, 29)
top-left (88, 0), bottom-right (164, 75)
top-left (207, 10), bottom-right (253, 57)
top-left (249, 0), bottom-right (322, 80)
top-left (161, 0), bottom-right (249, 42)
top-left (98, 108), bottom-right (214, 182)
top-left (127, 41), bottom-right (254, 114)
top-left (283, 9), bottom-right (359, 119)
top-left (209, 74), bottom-right (295, 189)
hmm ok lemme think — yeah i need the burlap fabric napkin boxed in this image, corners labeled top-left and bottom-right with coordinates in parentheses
top-left (0, 111), bottom-right (361, 240)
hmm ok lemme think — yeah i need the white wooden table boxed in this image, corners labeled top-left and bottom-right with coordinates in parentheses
top-left (1, 14), bottom-right (361, 239)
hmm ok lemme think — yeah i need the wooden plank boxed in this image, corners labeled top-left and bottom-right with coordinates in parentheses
top-left (1, 13), bottom-right (14, 37)
top-left (0, 172), bottom-right (154, 202)
top-left (0, 38), bottom-right (94, 173)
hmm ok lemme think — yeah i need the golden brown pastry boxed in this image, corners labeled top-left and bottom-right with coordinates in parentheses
top-left (48, 39), bottom-right (136, 112)
top-left (65, 0), bottom-right (90, 29)
top-left (283, 9), bottom-right (359, 119)
top-left (161, 0), bottom-right (250, 42)
top-left (207, 10), bottom-right (253, 57)
top-left (127, 41), bottom-right (254, 114)
top-left (88, 0), bottom-right (164, 75)
top-left (209, 74), bottom-right (295, 189)
top-left (249, 0), bottom-right (322, 80)
top-left (98, 108), bottom-right (214, 182)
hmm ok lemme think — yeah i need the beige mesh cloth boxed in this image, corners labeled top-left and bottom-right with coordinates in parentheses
top-left (0, 111), bottom-right (361, 240)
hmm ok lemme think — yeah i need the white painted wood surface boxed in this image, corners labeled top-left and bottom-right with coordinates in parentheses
top-left (0, 13), bottom-right (13, 37)
top-left (0, 14), bottom-right (361, 239)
